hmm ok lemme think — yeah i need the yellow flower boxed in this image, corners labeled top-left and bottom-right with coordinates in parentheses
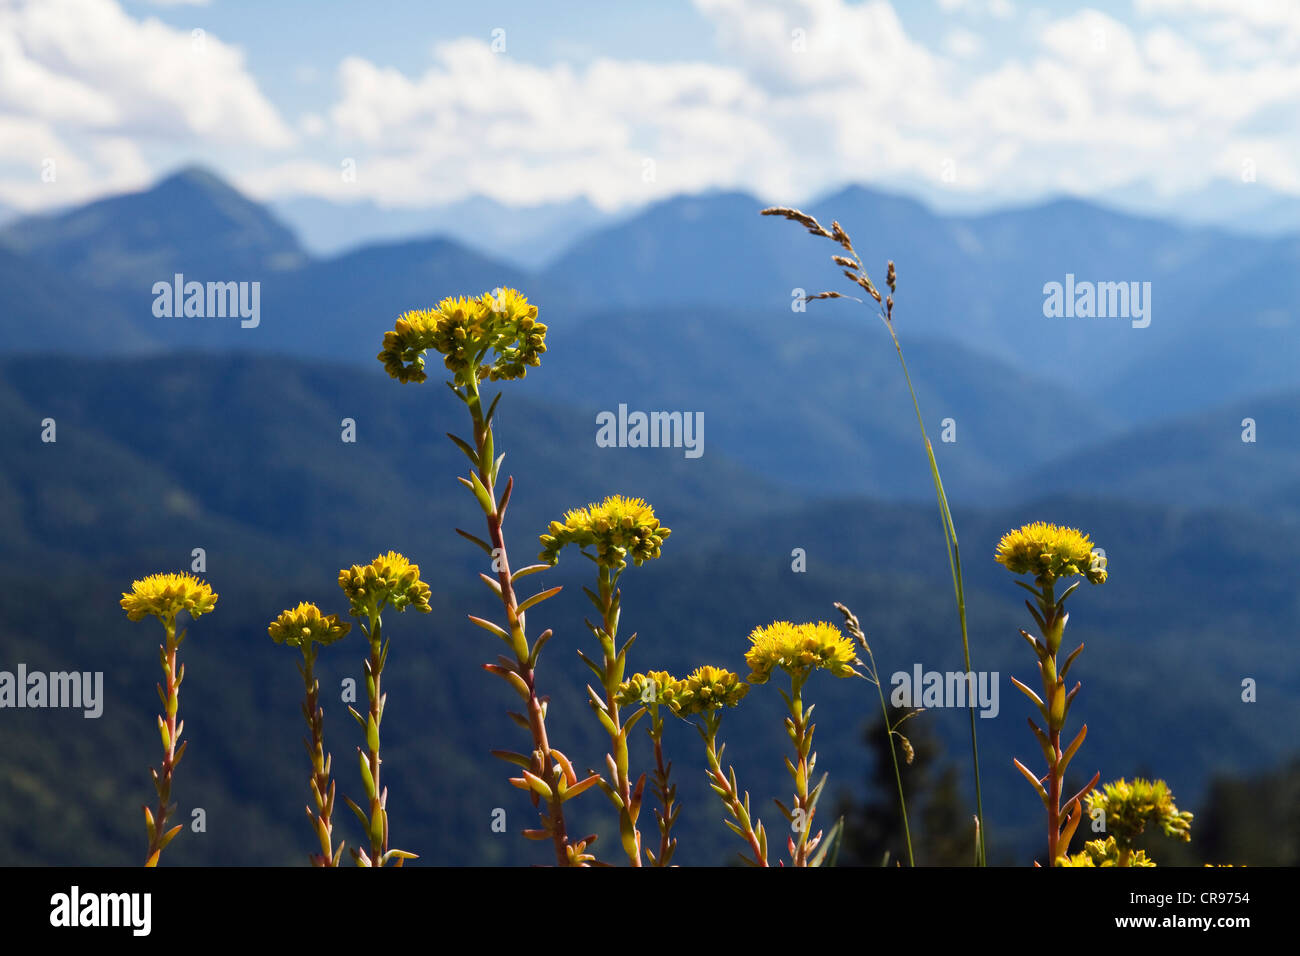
top-left (1085, 778), bottom-right (1193, 847)
top-left (338, 551), bottom-right (432, 617)
top-left (675, 666), bottom-right (749, 716)
top-left (994, 522), bottom-right (1107, 585)
top-left (744, 621), bottom-right (859, 685)
top-left (538, 495), bottom-right (670, 570)
top-left (378, 288), bottom-right (546, 385)
top-left (1057, 836), bottom-right (1155, 867)
top-left (120, 572), bottom-right (217, 625)
top-left (268, 602), bottom-right (351, 649)
top-left (615, 670), bottom-right (686, 711)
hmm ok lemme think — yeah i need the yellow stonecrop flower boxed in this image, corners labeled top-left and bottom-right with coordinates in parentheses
top-left (538, 495), bottom-right (671, 570)
top-left (615, 670), bottom-right (686, 711)
top-left (744, 621), bottom-right (860, 685)
top-left (994, 522), bottom-right (1107, 585)
top-left (120, 572), bottom-right (218, 625)
top-left (267, 602), bottom-right (352, 649)
top-left (378, 288), bottom-right (546, 385)
top-left (338, 551), bottom-right (432, 617)
top-left (1057, 836), bottom-right (1155, 867)
top-left (675, 666), bottom-right (749, 716)
top-left (1086, 778), bottom-right (1193, 847)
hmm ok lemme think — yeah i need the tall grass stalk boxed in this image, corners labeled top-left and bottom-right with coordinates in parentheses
top-left (889, 334), bottom-right (986, 867)
top-left (761, 207), bottom-right (987, 865)
top-left (835, 602), bottom-right (914, 866)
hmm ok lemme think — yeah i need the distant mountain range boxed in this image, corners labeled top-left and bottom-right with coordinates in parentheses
top-left (0, 165), bottom-right (1296, 509)
top-left (837, 175), bottom-right (1300, 238)
top-left (1094, 178), bottom-right (1300, 237)
top-left (270, 193), bottom-right (617, 268)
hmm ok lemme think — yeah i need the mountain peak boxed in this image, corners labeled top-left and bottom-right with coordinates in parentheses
top-left (810, 182), bottom-right (939, 222)
top-left (0, 164), bottom-right (307, 289)
top-left (156, 163), bottom-right (235, 193)
top-left (152, 164), bottom-right (260, 211)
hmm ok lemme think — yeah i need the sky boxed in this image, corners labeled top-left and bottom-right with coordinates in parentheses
top-left (2, 0), bottom-right (1299, 213)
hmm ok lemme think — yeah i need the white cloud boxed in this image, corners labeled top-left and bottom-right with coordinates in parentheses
top-left (247, 0), bottom-right (1293, 209)
top-left (937, 0), bottom-right (1014, 18)
top-left (0, 0), bottom-right (290, 207)
top-left (1138, 0), bottom-right (1300, 58)
top-left (0, 0), bottom-right (292, 143)
top-left (318, 37), bottom-right (778, 208)
top-left (1137, 0), bottom-right (1300, 33)
top-left (7, 0), bottom-right (1300, 213)
top-left (297, 113), bottom-right (326, 137)
top-left (943, 27), bottom-right (984, 58)
top-left (0, 119), bottom-right (151, 209)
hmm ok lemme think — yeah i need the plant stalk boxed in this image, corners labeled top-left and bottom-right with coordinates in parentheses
top-left (465, 377), bottom-right (573, 866)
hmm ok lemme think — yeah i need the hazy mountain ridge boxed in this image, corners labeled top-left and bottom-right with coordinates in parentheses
top-left (270, 192), bottom-right (617, 268)
top-left (0, 166), bottom-right (1295, 510)
top-left (4, 166), bottom-right (1295, 426)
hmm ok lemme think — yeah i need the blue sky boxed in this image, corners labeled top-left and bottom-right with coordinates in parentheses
top-left (3, 0), bottom-right (1299, 213)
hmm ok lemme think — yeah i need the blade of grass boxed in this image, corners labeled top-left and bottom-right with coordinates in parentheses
top-left (887, 326), bottom-right (987, 866)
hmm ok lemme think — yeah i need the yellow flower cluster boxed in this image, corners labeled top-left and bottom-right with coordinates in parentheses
top-left (378, 288), bottom-right (546, 385)
top-left (120, 572), bottom-right (218, 625)
top-left (994, 522), bottom-right (1107, 585)
top-left (538, 495), bottom-right (671, 570)
top-left (1057, 836), bottom-right (1155, 867)
top-left (744, 621), bottom-right (859, 685)
top-left (675, 666), bottom-right (749, 716)
top-left (615, 670), bottom-right (686, 711)
top-left (338, 551), bottom-right (432, 617)
top-left (267, 602), bottom-right (352, 649)
top-left (1085, 778), bottom-right (1193, 847)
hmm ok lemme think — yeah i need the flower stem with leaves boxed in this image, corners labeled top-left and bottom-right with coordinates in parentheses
top-left (996, 522), bottom-right (1107, 866)
top-left (588, 564), bottom-right (645, 865)
top-left (380, 288), bottom-right (595, 865)
top-left (746, 620), bottom-right (860, 866)
top-left (539, 495), bottom-right (672, 866)
top-left (147, 620), bottom-right (184, 867)
top-left (339, 552), bottom-right (430, 867)
top-left (461, 375), bottom-right (598, 865)
top-left (781, 672), bottom-right (819, 866)
top-left (675, 667), bottom-right (766, 866)
top-left (120, 572), bottom-right (218, 867)
top-left (616, 671), bottom-right (685, 866)
top-left (269, 603), bottom-right (352, 866)
top-left (301, 645), bottom-right (340, 866)
top-left (647, 707), bottom-right (679, 866)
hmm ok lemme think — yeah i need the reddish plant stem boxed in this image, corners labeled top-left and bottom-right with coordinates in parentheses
top-left (596, 568), bottom-right (641, 866)
top-left (651, 725), bottom-right (676, 866)
top-left (145, 622), bottom-right (181, 867)
top-left (1047, 726), bottom-right (1063, 863)
top-left (787, 678), bottom-right (814, 867)
top-left (703, 718), bottom-right (767, 867)
top-left (302, 647), bottom-right (337, 866)
top-left (470, 383), bottom-right (572, 866)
